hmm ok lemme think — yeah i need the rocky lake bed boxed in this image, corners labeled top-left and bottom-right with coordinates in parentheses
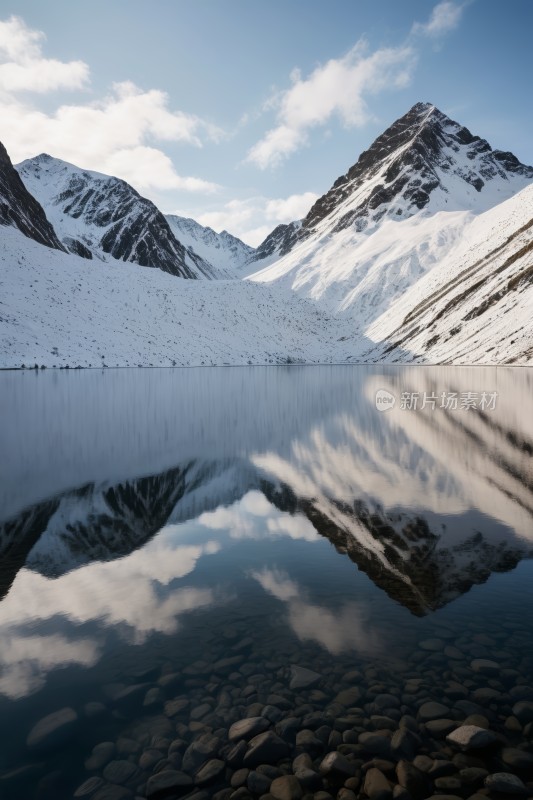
top-left (6, 615), bottom-right (533, 800)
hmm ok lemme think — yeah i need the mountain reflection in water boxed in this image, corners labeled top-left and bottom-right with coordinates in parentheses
top-left (0, 365), bottom-right (532, 705)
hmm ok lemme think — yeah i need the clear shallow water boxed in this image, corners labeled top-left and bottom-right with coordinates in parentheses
top-left (0, 366), bottom-right (533, 800)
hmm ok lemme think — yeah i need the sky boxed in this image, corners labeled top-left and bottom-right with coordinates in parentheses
top-left (0, 0), bottom-right (531, 246)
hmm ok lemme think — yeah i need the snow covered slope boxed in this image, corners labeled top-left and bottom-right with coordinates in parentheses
top-left (364, 183), bottom-right (533, 364)
top-left (0, 143), bottom-right (65, 251)
top-left (250, 103), bottom-right (533, 322)
top-left (0, 225), bottom-right (348, 368)
top-left (166, 214), bottom-right (255, 276)
top-left (15, 154), bottom-right (217, 279)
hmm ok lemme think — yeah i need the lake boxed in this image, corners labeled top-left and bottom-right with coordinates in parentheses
top-left (1, 366), bottom-right (533, 800)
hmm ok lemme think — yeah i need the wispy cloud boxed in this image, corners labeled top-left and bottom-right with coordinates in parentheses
top-left (250, 567), bottom-right (382, 656)
top-left (0, 15), bottom-right (221, 194)
top-left (246, 1), bottom-right (466, 170)
top-left (412, 1), bottom-right (465, 38)
top-left (246, 40), bottom-right (415, 169)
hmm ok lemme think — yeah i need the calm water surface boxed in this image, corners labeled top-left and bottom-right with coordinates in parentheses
top-left (0, 366), bottom-right (532, 800)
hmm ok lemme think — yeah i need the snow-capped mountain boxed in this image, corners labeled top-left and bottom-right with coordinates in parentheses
top-left (15, 154), bottom-right (217, 279)
top-left (0, 143), bottom-right (65, 251)
top-left (251, 103), bottom-right (533, 319)
top-left (300, 101), bottom-right (533, 237)
top-left (166, 214), bottom-right (255, 276)
top-left (1, 102), bottom-right (532, 366)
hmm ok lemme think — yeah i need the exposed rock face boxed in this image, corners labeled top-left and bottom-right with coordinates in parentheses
top-left (247, 221), bottom-right (302, 269)
top-left (0, 142), bottom-right (65, 250)
top-left (15, 154), bottom-right (214, 278)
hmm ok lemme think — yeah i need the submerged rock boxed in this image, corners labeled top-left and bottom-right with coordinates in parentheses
top-left (446, 725), bottom-right (499, 751)
top-left (247, 770), bottom-right (272, 794)
top-left (195, 758), bottom-right (225, 785)
top-left (319, 751), bottom-right (357, 779)
top-left (358, 732), bottom-right (392, 757)
top-left (26, 707), bottom-right (79, 751)
top-left (182, 733), bottom-right (221, 773)
top-left (484, 772), bottom-right (529, 794)
top-left (513, 701), bottom-right (533, 724)
top-left (335, 687), bottom-right (362, 707)
top-left (229, 717), bottom-right (270, 742)
top-left (391, 728), bottom-right (420, 760)
top-left (424, 719), bottom-right (457, 737)
top-left (396, 760), bottom-right (431, 799)
top-left (417, 701), bottom-right (450, 722)
top-left (243, 731), bottom-right (290, 767)
top-left (145, 769), bottom-right (193, 798)
top-left (270, 774), bottom-right (303, 800)
top-left (102, 760), bottom-right (138, 785)
top-left (84, 741), bottom-right (116, 770)
top-left (501, 748), bottom-right (533, 769)
top-left (363, 767), bottom-right (391, 800)
top-left (289, 665), bottom-right (322, 691)
top-left (230, 768), bottom-right (249, 788)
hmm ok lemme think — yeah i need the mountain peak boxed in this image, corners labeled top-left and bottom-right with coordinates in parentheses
top-left (299, 103), bottom-right (533, 236)
top-left (33, 153), bottom-right (54, 163)
top-left (411, 100), bottom-right (436, 112)
top-left (165, 214), bottom-right (255, 275)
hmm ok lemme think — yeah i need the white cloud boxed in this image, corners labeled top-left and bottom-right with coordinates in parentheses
top-left (250, 567), bottom-right (382, 656)
top-left (0, 531), bottom-right (220, 698)
top-left (240, 226), bottom-right (272, 247)
top-left (288, 598), bottom-right (382, 656)
top-left (0, 15), bottom-right (89, 93)
top-left (196, 199), bottom-right (262, 239)
top-left (199, 490), bottom-right (319, 541)
top-left (0, 634), bottom-right (99, 700)
top-left (247, 40), bottom-right (415, 169)
top-left (265, 192), bottom-right (318, 223)
top-left (250, 567), bottom-right (300, 602)
top-left (0, 16), bottom-right (220, 195)
top-left (104, 145), bottom-right (218, 193)
top-left (266, 514), bottom-right (319, 542)
top-left (412, 2), bottom-right (464, 38)
top-left (194, 191), bottom-right (319, 245)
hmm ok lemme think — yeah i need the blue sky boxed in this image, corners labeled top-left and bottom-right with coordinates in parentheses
top-left (0, 0), bottom-right (531, 244)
